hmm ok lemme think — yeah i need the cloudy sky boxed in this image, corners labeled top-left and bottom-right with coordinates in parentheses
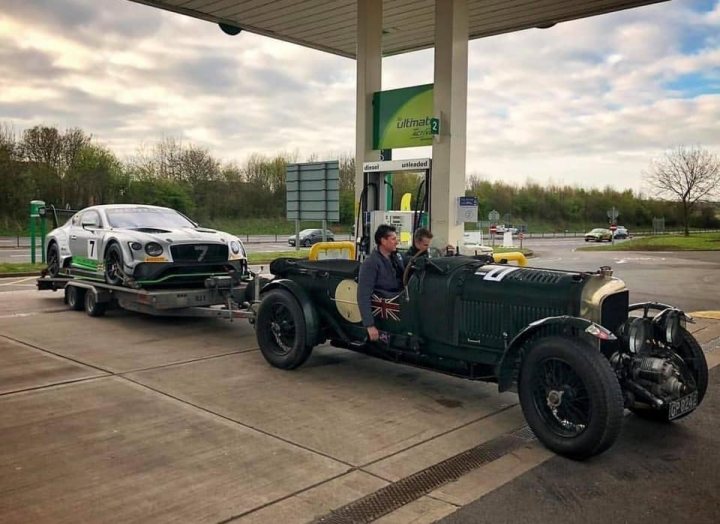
top-left (1, 0), bottom-right (718, 192)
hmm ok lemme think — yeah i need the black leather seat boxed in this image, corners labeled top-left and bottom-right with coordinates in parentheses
top-left (270, 257), bottom-right (360, 278)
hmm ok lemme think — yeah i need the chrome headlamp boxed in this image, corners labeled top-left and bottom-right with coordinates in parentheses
top-left (619, 316), bottom-right (651, 354)
top-left (230, 240), bottom-right (241, 255)
top-left (653, 308), bottom-right (685, 346)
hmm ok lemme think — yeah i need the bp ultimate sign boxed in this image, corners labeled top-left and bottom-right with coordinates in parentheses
top-left (373, 84), bottom-right (437, 149)
top-left (286, 161), bottom-right (339, 221)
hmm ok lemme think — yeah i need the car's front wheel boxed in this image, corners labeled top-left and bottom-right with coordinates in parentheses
top-left (104, 243), bottom-right (125, 286)
top-left (256, 289), bottom-right (313, 369)
top-left (518, 336), bottom-right (624, 460)
top-left (302, 239), bottom-right (312, 248)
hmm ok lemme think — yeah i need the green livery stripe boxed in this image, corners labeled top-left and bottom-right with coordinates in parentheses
top-left (71, 257), bottom-right (99, 270)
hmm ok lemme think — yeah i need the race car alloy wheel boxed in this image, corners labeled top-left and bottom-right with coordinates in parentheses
top-left (256, 289), bottom-right (313, 369)
top-left (47, 243), bottom-right (60, 277)
top-left (84, 290), bottom-right (107, 317)
top-left (65, 285), bottom-right (86, 311)
top-left (518, 336), bottom-right (624, 459)
top-left (629, 328), bottom-right (708, 421)
top-left (104, 243), bottom-right (125, 286)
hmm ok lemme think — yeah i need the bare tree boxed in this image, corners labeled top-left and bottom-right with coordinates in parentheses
top-left (646, 146), bottom-right (720, 236)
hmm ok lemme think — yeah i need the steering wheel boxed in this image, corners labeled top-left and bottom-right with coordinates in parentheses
top-left (402, 249), bottom-right (427, 287)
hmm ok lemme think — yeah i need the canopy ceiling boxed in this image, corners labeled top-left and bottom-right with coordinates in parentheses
top-left (130, 0), bottom-right (665, 58)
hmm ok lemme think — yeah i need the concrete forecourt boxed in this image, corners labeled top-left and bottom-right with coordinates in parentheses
top-left (0, 248), bottom-right (718, 522)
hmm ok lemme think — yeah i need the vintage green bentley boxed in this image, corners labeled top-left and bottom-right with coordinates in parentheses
top-left (254, 255), bottom-right (707, 459)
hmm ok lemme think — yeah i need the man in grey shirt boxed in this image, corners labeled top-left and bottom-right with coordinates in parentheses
top-left (357, 224), bottom-right (404, 341)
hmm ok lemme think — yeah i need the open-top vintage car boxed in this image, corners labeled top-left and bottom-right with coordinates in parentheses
top-left (45, 204), bottom-right (248, 288)
top-left (254, 255), bottom-right (707, 459)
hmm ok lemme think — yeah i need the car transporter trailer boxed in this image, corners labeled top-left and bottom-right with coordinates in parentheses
top-left (36, 270), bottom-right (260, 321)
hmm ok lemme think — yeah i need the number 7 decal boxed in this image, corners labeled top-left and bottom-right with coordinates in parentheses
top-left (87, 239), bottom-right (98, 260)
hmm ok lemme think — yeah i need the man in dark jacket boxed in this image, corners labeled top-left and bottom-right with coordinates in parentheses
top-left (357, 224), bottom-right (404, 342)
top-left (403, 227), bottom-right (455, 265)
top-left (403, 227), bottom-right (433, 264)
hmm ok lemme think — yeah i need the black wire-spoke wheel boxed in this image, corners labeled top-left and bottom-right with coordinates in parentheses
top-left (519, 336), bottom-right (624, 460)
top-left (531, 358), bottom-right (592, 438)
top-left (256, 289), bottom-right (313, 369)
top-left (104, 243), bottom-right (125, 286)
top-left (630, 328), bottom-right (708, 422)
top-left (47, 243), bottom-right (60, 277)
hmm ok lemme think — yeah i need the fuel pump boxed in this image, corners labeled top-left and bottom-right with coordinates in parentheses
top-left (357, 158), bottom-right (431, 259)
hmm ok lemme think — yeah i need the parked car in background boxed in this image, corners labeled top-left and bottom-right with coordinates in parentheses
top-left (288, 229), bottom-right (335, 247)
top-left (584, 228), bottom-right (612, 242)
top-left (613, 226), bottom-right (630, 239)
top-left (44, 204), bottom-right (247, 288)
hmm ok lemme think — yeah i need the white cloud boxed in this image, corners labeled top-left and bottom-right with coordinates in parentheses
top-left (0, 0), bottom-right (718, 193)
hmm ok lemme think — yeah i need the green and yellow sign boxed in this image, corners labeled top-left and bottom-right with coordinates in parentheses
top-left (373, 84), bottom-right (435, 149)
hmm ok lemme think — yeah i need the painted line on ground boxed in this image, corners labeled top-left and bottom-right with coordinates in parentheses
top-left (689, 311), bottom-right (720, 320)
top-left (0, 276), bottom-right (36, 287)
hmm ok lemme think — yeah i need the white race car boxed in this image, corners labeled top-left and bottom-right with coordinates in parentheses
top-left (45, 204), bottom-right (247, 287)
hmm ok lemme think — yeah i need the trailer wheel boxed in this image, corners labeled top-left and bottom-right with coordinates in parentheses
top-left (256, 289), bottom-right (312, 369)
top-left (84, 290), bottom-right (107, 317)
top-left (104, 243), bottom-right (125, 286)
top-left (65, 286), bottom-right (86, 311)
top-left (518, 336), bottom-right (624, 460)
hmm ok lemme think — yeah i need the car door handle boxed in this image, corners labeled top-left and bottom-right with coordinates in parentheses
top-left (70, 235), bottom-right (77, 240)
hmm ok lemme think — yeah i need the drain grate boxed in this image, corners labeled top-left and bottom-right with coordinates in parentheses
top-left (314, 425), bottom-right (536, 524)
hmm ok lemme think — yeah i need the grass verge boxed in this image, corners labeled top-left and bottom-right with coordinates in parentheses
top-left (0, 263), bottom-right (44, 274)
top-left (577, 233), bottom-right (720, 251)
top-left (1, 246), bottom-right (533, 276)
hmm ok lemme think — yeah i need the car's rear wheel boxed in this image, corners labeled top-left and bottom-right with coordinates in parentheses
top-left (256, 289), bottom-right (313, 369)
top-left (630, 329), bottom-right (707, 422)
top-left (518, 336), bottom-right (624, 460)
top-left (104, 243), bottom-right (125, 286)
top-left (65, 285), bottom-right (86, 311)
top-left (47, 242), bottom-right (61, 277)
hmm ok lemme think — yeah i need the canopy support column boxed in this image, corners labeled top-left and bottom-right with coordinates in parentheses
top-left (355, 0), bottom-right (383, 213)
top-left (431, 0), bottom-right (469, 249)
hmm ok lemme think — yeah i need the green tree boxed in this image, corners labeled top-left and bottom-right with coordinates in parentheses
top-left (646, 146), bottom-right (720, 236)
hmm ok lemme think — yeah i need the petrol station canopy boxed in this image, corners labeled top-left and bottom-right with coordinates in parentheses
top-left (130, 0), bottom-right (664, 58)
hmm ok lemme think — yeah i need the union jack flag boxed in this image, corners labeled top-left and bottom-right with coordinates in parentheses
top-left (371, 293), bottom-right (401, 321)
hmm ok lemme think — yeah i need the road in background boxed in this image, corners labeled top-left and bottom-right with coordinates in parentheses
top-left (2, 238), bottom-right (719, 312)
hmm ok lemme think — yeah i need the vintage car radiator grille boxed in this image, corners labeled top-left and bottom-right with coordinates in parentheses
top-left (460, 301), bottom-right (564, 346)
top-left (601, 290), bottom-right (629, 333)
top-left (170, 243), bottom-right (228, 263)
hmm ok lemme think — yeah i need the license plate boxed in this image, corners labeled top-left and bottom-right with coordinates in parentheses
top-left (668, 391), bottom-right (698, 420)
